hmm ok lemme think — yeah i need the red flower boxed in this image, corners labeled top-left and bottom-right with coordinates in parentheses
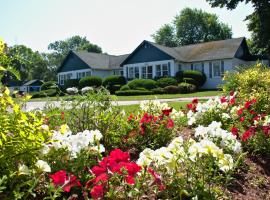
top-left (49, 170), bottom-right (81, 192)
top-left (166, 119), bottom-right (174, 129)
top-left (242, 127), bottom-right (256, 142)
top-left (237, 108), bottom-right (244, 116)
top-left (229, 91), bottom-right (235, 96)
top-left (229, 98), bottom-right (236, 105)
top-left (162, 108), bottom-right (173, 116)
top-left (125, 175), bottom-right (135, 185)
top-left (90, 185), bottom-right (104, 200)
top-left (231, 127), bottom-right (239, 137)
top-left (239, 116), bottom-right (245, 122)
top-left (148, 168), bottom-right (165, 191)
top-left (249, 110), bottom-right (256, 115)
top-left (109, 149), bottom-right (130, 163)
top-left (140, 113), bottom-right (153, 124)
top-left (94, 173), bottom-right (109, 184)
top-left (252, 115), bottom-right (260, 122)
top-left (262, 126), bottom-right (270, 136)
top-left (220, 96), bottom-right (227, 103)
top-left (127, 114), bottom-right (134, 121)
top-left (187, 103), bottom-right (193, 110)
top-left (192, 98), bottom-right (199, 104)
top-left (91, 166), bottom-right (106, 177)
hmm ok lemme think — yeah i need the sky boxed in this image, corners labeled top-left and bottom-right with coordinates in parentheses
top-left (0, 0), bottom-right (253, 55)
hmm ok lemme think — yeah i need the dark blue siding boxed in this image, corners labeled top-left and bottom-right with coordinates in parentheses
top-left (59, 53), bottom-right (90, 72)
top-left (124, 42), bottom-right (173, 65)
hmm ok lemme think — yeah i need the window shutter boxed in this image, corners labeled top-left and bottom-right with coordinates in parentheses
top-left (221, 60), bottom-right (225, 76)
top-left (191, 63), bottom-right (193, 70)
top-left (202, 63), bottom-right (204, 73)
top-left (209, 62), bottom-right (212, 78)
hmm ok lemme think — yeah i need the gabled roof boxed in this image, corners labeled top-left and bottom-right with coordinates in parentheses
top-left (23, 79), bottom-right (43, 86)
top-left (121, 37), bottom-right (251, 65)
top-left (58, 51), bottom-right (129, 73)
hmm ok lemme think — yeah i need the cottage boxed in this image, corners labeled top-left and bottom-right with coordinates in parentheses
top-left (57, 37), bottom-right (269, 89)
top-left (8, 79), bottom-right (43, 93)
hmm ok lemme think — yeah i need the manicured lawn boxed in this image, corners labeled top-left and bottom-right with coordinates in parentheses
top-left (29, 90), bottom-right (222, 102)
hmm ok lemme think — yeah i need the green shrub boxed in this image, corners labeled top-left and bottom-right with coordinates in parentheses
top-left (175, 70), bottom-right (184, 82)
top-left (223, 63), bottom-right (270, 114)
top-left (79, 76), bottom-right (102, 88)
top-left (120, 85), bottom-right (130, 91)
top-left (157, 77), bottom-right (177, 88)
top-left (164, 85), bottom-right (181, 94)
top-left (179, 82), bottom-right (197, 93)
top-left (151, 87), bottom-right (166, 94)
top-left (183, 77), bottom-right (199, 86)
top-left (183, 70), bottom-right (206, 87)
top-left (127, 79), bottom-right (157, 90)
top-left (103, 75), bottom-right (126, 87)
top-left (31, 89), bottom-right (58, 98)
top-left (64, 79), bottom-right (80, 89)
top-left (41, 81), bottom-right (57, 91)
top-left (115, 89), bottom-right (154, 96)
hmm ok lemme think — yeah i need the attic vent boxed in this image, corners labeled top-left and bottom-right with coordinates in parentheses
top-left (144, 44), bottom-right (148, 48)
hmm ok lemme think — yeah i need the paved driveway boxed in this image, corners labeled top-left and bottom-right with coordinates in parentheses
top-left (24, 96), bottom-right (216, 111)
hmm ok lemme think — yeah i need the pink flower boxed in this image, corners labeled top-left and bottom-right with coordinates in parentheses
top-left (220, 96), bottom-right (227, 103)
top-left (231, 127), bottom-right (239, 137)
top-left (90, 185), bottom-right (104, 200)
top-left (166, 119), bottom-right (174, 129)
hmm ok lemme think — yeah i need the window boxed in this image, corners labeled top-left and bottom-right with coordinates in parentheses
top-left (194, 63), bottom-right (203, 71)
top-left (77, 72), bottom-right (86, 79)
top-left (86, 71), bottom-right (92, 76)
top-left (59, 73), bottom-right (72, 85)
top-left (178, 64), bottom-right (182, 71)
top-left (60, 75), bottom-right (64, 85)
top-left (147, 66), bottom-right (153, 79)
top-left (162, 64), bottom-right (169, 76)
top-left (128, 67), bottom-right (134, 79)
top-left (156, 65), bottom-right (161, 77)
top-left (213, 61), bottom-right (221, 77)
top-left (134, 67), bottom-right (139, 78)
top-left (142, 66), bottom-right (147, 79)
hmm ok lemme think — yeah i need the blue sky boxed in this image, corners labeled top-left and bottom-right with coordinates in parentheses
top-left (0, 0), bottom-right (253, 55)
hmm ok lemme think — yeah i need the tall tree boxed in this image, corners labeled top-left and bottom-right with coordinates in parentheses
top-left (152, 8), bottom-right (232, 47)
top-left (206, 0), bottom-right (270, 57)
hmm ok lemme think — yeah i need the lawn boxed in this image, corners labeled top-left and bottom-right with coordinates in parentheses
top-left (29, 90), bottom-right (222, 102)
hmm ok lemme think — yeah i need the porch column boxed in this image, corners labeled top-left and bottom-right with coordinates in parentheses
top-left (153, 65), bottom-right (156, 79)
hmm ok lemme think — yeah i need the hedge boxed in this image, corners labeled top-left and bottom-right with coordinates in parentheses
top-left (120, 85), bottom-right (130, 91)
top-left (151, 87), bottom-right (166, 94)
top-left (79, 76), bottom-right (102, 88)
top-left (64, 79), bottom-right (80, 89)
top-left (103, 76), bottom-right (126, 87)
top-left (115, 90), bottom-right (154, 96)
top-left (183, 78), bottom-right (199, 86)
top-left (175, 71), bottom-right (184, 83)
top-left (31, 89), bottom-right (59, 98)
top-left (41, 81), bottom-right (57, 91)
top-left (157, 77), bottom-right (178, 88)
top-left (179, 82), bottom-right (197, 93)
top-left (127, 79), bottom-right (157, 90)
top-left (183, 70), bottom-right (206, 87)
top-left (164, 85), bottom-right (181, 94)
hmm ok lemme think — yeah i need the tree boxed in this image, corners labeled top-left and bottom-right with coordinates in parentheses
top-left (206, 0), bottom-right (270, 57)
top-left (152, 8), bottom-right (232, 47)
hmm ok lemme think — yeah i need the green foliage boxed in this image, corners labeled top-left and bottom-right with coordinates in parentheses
top-left (175, 70), bottom-right (184, 82)
top-left (103, 75), bottom-right (126, 94)
top-left (164, 85), bottom-right (181, 94)
top-left (183, 77), bottom-right (198, 86)
top-left (152, 8), bottom-right (232, 46)
top-left (31, 89), bottom-right (59, 98)
top-left (178, 82), bottom-right (197, 93)
top-left (183, 70), bottom-right (206, 87)
top-left (151, 87), bottom-right (166, 94)
top-left (64, 79), bottom-right (80, 89)
top-left (115, 89), bottom-right (154, 96)
top-left (0, 87), bottom-right (51, 195)
top-left (223, 63), bottom-right (270, 113)
top-left (79, 76), bottom-right (102, 88)
top-left (119, 84), bottom-right (130, 91)
top-left (41, 81), bottom-right (57, 90)
top-left (127, 79), bottom-right (157, 90)
top-left (157, 77), bottom-right (177, 88)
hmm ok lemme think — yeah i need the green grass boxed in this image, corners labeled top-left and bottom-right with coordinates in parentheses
top-left (29, 90), bottom-right (222, 102)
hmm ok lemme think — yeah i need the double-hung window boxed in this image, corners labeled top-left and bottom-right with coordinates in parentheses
top-left (194, 62), bottom-right (204, 72)
top-left (134, 67), bottom-right (140, 78)
top-left (162, 63), bottom-right (169, 76)
top-left (147, 66), bottom-right (153, 79)
top-left (156, 65), bottom-right (161, 77)
top-left (128, 67), bottom-right (134, 79)
top-left (142, 66), bottom-right (147, 79)
top-left (213, 61), bottom-right (221, 77)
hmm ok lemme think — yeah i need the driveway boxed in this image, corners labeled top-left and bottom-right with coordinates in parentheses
top-left (24, 96), bottom-right (216, 111)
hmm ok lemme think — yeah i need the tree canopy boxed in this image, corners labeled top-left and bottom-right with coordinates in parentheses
top-left (206, 0), bottom-right (270, 57)
top-left (152, 8), bottom-right (232, 47)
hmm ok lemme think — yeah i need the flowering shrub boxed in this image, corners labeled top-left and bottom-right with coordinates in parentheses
top-left (66, 87), bottom-right (78, 95)
top-left (81, 86), bottom-right (94, 94)
top-left (137, 135), bottom-right (237, 199)
top-left (86, 149), bottom-right (163, 199)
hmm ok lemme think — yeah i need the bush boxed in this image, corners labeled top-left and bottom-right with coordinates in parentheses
top-left (115, 89), bottom-right (154, 96)
top-left (151, 87), bottom-right (166, 94)
top-left (103, 75), bottom-right (126, 87)
top-left (31, 89), bottom-right (58, 98)
top-left (175, 70), bottom-right (184, 82)
top-left (64, 79), bottom-right (80, 89)
top-left (127, 79), bottom-right (157, 90)
top-left (183, 77), bottom-right (199, 86)
top-left (157, 77), bottom-right (177, 88)
top-left (79, 76), bottom-right (102, 88)
top-left (120, 85), bottom-right (130, 91)
top-left (41, 81), bottom-right (57, 91)
top-left (223, 63), bottom-right (270, 114)
top-left (183, 70), bottom-right (206, 87)
top-left (178, 82), bottom-right (197, 93)
top-left (164, 85), bottom-right (181, 94)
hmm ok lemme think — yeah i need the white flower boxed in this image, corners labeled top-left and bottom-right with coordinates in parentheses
top-left (222, 113), bottom-right (231, 120)
top-left (41, 124), bottom-right (49, 131)
top-left (90, 144), bottom-right (105, 153)
top-left (66, 87), bottom-right (78, 94)
top-left (137, 148), bottom-right (154, 166)
top-left (81, 86), bottom-right (94, 94)
top-left (18, 164), bottom-right (30, 175)
top-left (218, 154), bottom-right (234, 172)
top-left (35, 160), bottom-right (51, 172)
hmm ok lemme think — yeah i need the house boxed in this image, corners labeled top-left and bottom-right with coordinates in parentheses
top-left (8, 79), bottom-right (43, 93)
top-left (57, 37), bottom-right (269, 89)
top-left (120, 37), bottom-right (268, 89)
top-left (57, 51), bottom-right (129, 86)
